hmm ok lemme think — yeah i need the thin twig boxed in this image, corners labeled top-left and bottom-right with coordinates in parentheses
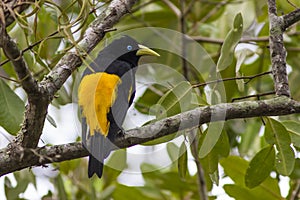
top-left (1, 29), bottom-right (39, 95)
top-left (180, 0), bottom-right (188, 79)
top-left (287, 0), bottom-right (298, 9)
top-left (0, 2), bottom-right (109, 68)
top-left (192, 35), bottom-right (270, 44)
top-left (0, 73), bottom-right (19, 83)
top-left (131, 0), bottom-right (157, 13)
top-left (192, 71), bottom-right (272, 88)
top-left (189, 130), bottom-right (208, 200)
top-left (160, 0), bottom-right (180, 17)
top-left (231, 91), bottom-right (275, 102)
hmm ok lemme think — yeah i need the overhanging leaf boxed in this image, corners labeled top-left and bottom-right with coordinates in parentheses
top-left (200, 130), bottom-right (229, 185)
top-left (264, 118), bottom-right (295, 176)
top-left (221, 156), bottom-right (282, 199)
top-left (154, 81), bottom-right (193, 120)
top-left (245, 145), bottom-right (275, 188)
top-left (142, 131), bottom-right (183, 146)
top-left (178, 142), bottom-right (188, 180)
top-left (282, 121), bottom-right (300, 148)
top-left (166, 142), bottom-right (179, 163)
top-left (217, 13), bottom-right (243, 72)
top-left (135, 84), bottom-right (167, 114)
top-left (199, 121), bottom-right (224, 158)
top-left (104, 149), bottom-right (127, 184)
top-left (46, 114), bottom-right (57, 128)
top-left (0, 79), bottom-right (25, 135)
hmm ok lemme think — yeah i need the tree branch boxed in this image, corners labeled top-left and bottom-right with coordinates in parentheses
top-left (283, 8), bottom-right (300, 30)
top-left (0, 30), bottom-right (39, 95)
top-left (192, 71), bottom-right (272, 88)
top-left (2, 0), bottom-right (36, 27)
top-left (10, 0), bottom-right (138, 148)
top-left (40, 0), bottom-right (138, 98)
top-left (267, 0), bottom-right (290, 97)
top-left (191, 35), bottom-right (270, 44)
top-left (1, 96), bottom-right (300, 176)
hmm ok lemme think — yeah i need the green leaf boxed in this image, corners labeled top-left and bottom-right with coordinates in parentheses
top-left (290, 158), bottom-right (300, 179)
top-left (214, 130), bottom-right (230, 158)
top-left (200, 130), bottom-right (229, 186)
top-left (0, 79), bottom-right (25, 134)
top-left (46, 114), bottom-right (57, 128)
top-left (141, 166), bottom-right (198, 197)
top-left (54, 174), bottom-right (68, 200)
top-left (217, 13), bottom-right (243, 72)
top-left (282, 120), bottom-right (300, 148)
top-left (221, 156), bottom-right (282, 199)
top-left (224, 184), bottom-right (282, 200)
top-left (178, 142), bottom-right (188, 180)
top-left (167, 142), bottom-right (180, 163)
top-left (135, 84), bottom-right (166, 114)
top-left (239, 120), bottom-right (261, 156)
top-left (224, 184), bottom-right (258, 200)
top-left (5, 171), bottom-right (36, 199)
top-left (113, 184), bottom-right (157, 200)
top-left (209, 170), bottom-right (219, 186)
top-left (220, 156), bottom-right (248, 185)
top-left (154, 81), bottom-right (193, 119)
top-left (245, 145), bottom-right (275, 188)
top-left (52, 85), bottom-right (72, 107)
top-left (104, 149), bottom-right (127, 184)
top-left (59, 159), bottom-right (81, 175)
top-left (199, 121), bottom-right (224, 158)
top-left (265, 118), bottom-right (295, 175)
top-left (142, 131), bottom-right (183, 146)
top-left (275, 145), bottom-right (295, 176)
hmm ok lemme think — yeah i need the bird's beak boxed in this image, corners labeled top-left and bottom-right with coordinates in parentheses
top-left (136, 44), bottom-right (160, 57)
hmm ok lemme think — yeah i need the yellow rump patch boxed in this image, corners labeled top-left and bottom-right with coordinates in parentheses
top-left (78, 72), bottom-right (121, 136)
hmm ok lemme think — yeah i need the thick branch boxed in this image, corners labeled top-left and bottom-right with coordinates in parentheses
top-left (283, 8), bottom-right (300, 30)
top-left (1, 31), bottom-right (39, 95)
top-left (267, 0), bottom-right (290, 97)
top-left (13, 0), bottom-right (138, 148)
top-left (1, 96), bottom-right (300, 176)
top-left (41, 0), bottom-right (138, 97)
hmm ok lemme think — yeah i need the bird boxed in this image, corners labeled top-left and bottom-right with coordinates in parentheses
top-left (78, 36), bottom-right (160, 178)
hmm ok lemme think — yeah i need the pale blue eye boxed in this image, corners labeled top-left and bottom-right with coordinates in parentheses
top-left (127, 45), bottom-right (132, 51)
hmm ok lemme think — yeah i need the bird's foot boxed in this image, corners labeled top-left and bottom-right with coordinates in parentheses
top-left (117, 129), bottom-right (125, 136)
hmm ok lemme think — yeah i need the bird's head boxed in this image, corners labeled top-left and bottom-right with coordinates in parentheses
top-left (105, 36), bottom-right (160, 66)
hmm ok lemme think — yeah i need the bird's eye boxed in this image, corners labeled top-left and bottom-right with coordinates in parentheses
top-left (127, 45), bottom-right (132, 51)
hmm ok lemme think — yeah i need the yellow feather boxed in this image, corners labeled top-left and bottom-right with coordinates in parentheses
top-left (78, 72), bottom-right (121, 136)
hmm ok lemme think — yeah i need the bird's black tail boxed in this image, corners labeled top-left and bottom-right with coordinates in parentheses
top-left (87, 132), bottom-right (116, 178)
top-left (88, 155), bottom-right (103, 178)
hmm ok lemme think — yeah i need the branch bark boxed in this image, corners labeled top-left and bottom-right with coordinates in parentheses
top-left (268, 0), bottom-right (290, 97)
top-left (1, 96), bottom-right (300, 176)
top-left (1, 30), bottom-right (39, 96)
top-left (40, 0), bottom-right (138, 98)
top-left (2, 0), bottom-right (36, 27)
top-left (11, 0), bottom-right (138, 148)
top-left (2, 0), bottom-right (300, 179)
top-left (283, 8), bottom-right (300, 30)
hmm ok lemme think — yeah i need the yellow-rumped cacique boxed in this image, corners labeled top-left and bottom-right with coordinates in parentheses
top-left (78, 36), bottom-right (159, 178)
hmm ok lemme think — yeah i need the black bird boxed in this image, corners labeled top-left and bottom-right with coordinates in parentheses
top-left (78, 36), bottom-right (159, 178)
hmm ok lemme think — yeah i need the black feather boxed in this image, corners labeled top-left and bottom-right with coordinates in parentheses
top-left (81, 36), bottom-right (140, 178)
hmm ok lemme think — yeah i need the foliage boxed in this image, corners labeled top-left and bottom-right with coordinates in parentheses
top-left (2, 0), bottom-right (300, 199)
